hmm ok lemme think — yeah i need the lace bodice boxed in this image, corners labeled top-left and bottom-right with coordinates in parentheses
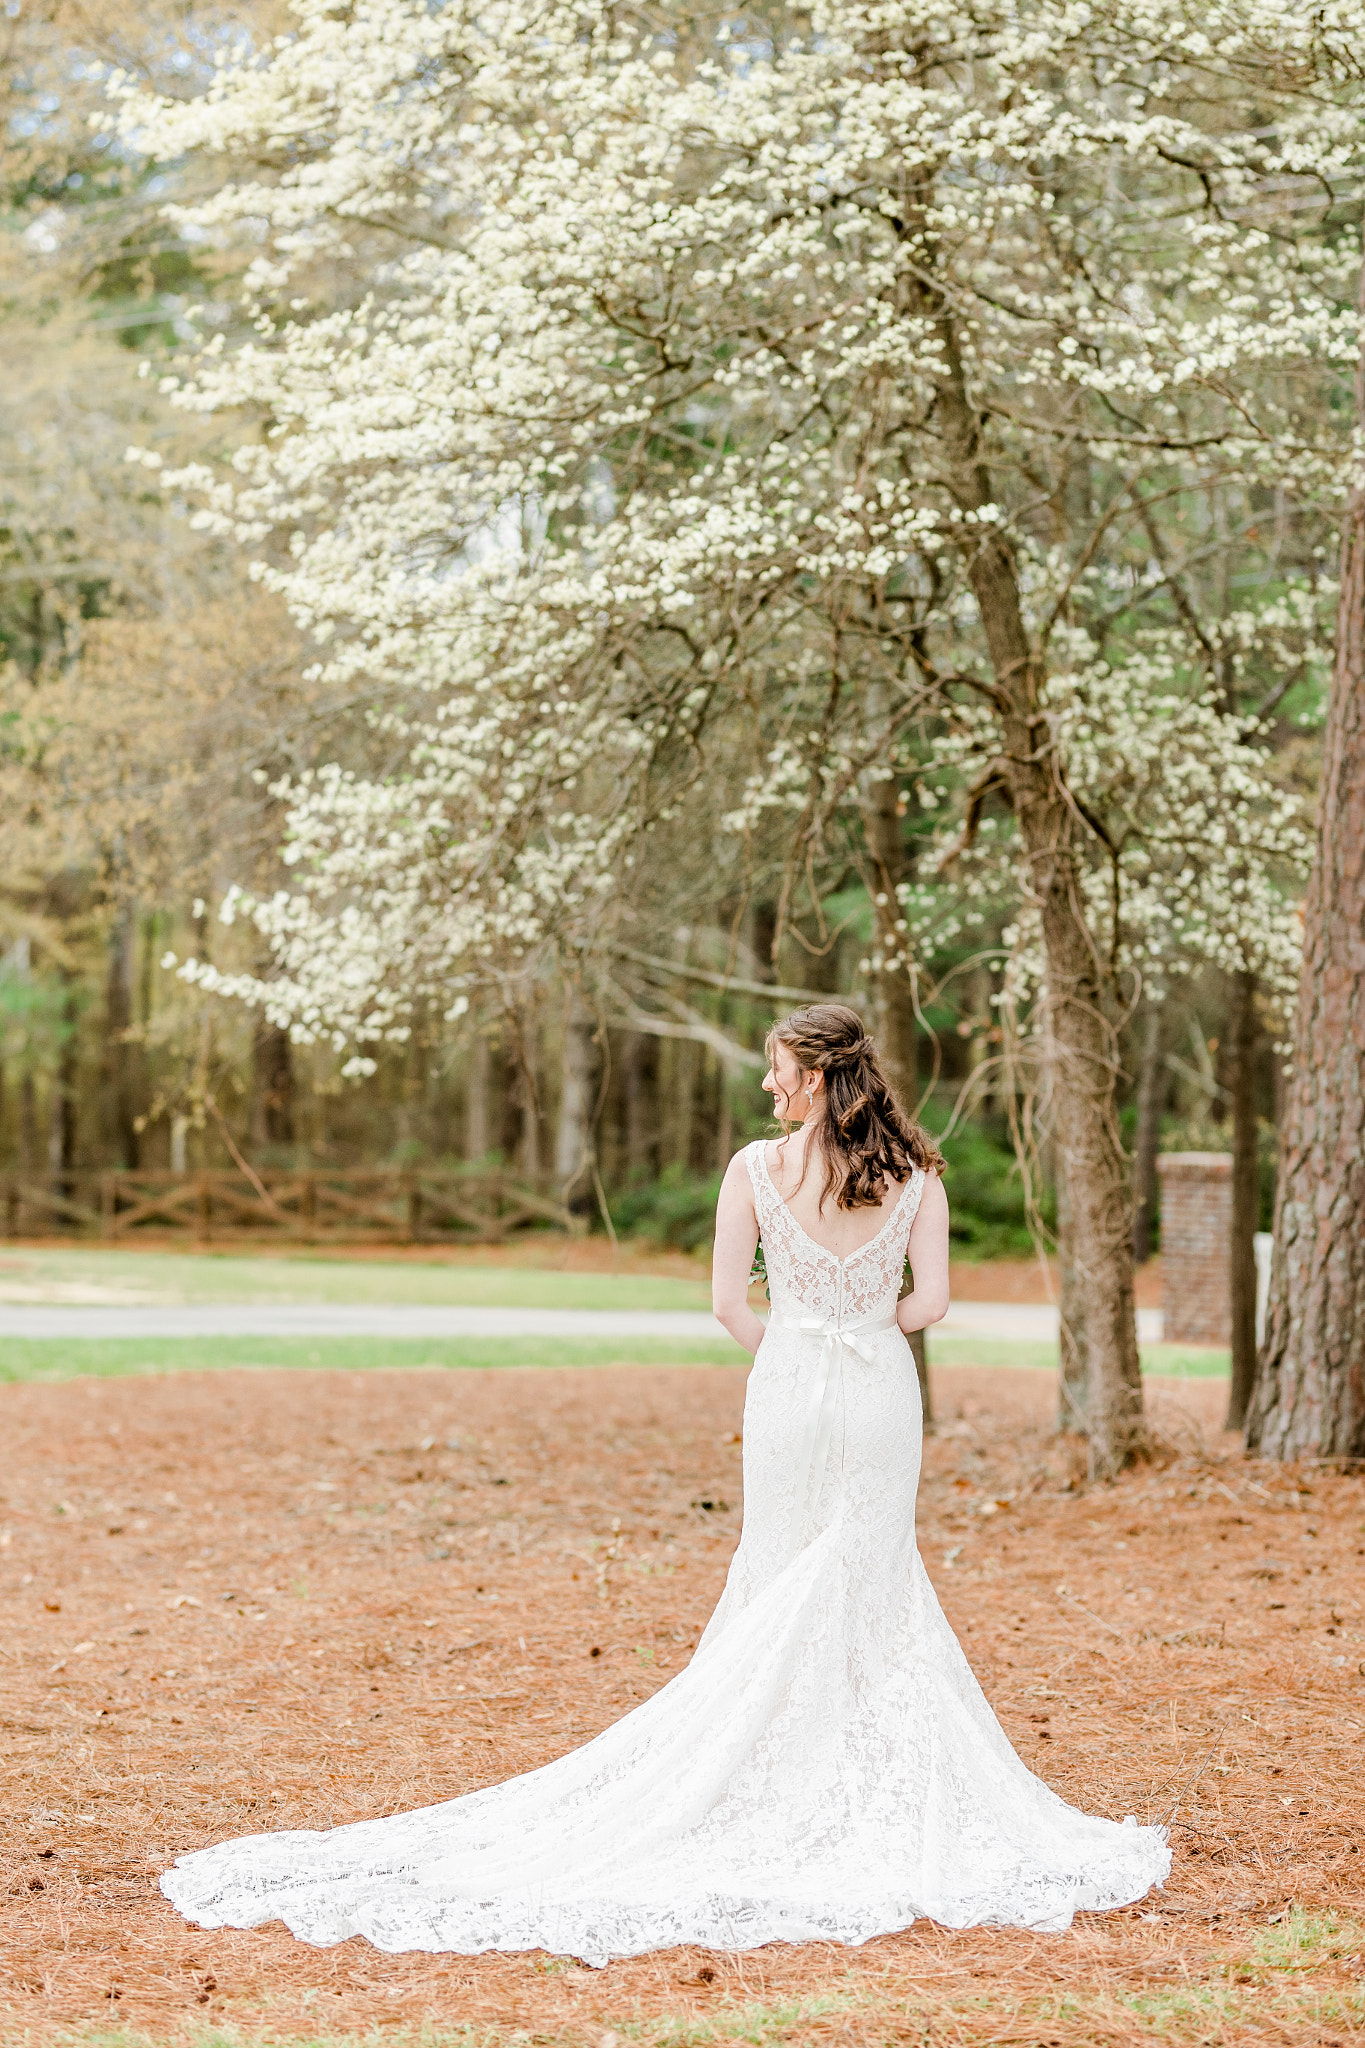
top-left (746, 1139), bottom-right (926, 1321)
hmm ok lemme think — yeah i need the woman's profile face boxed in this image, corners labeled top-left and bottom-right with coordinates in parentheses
top-left (763, 1040), bottom-right (818, 1122)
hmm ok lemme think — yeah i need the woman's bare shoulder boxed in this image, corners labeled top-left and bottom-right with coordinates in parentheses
top-left (715, 1146), bottom-right (759, 1225)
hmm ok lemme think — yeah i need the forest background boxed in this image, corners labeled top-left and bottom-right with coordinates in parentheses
top-left (1, 0), bottom-right (1358, 1473)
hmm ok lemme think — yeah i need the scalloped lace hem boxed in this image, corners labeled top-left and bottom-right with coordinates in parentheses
top-left (161, 1826), bottom-right (1171, 1965)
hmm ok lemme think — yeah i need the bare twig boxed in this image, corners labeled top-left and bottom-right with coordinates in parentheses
top-left (204, 1098), bottom-right (288, 1219)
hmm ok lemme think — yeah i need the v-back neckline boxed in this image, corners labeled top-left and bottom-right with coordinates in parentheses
top-left (755, 1140), bottom-right (918, 1269)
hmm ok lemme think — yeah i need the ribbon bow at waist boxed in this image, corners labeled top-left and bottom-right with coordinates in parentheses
top-left (772, 1306), bottom-right (901, 1531)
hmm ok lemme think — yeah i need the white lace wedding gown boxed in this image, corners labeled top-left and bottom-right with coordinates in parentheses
top-left (161, 1141), bottom-right (1169, 1962)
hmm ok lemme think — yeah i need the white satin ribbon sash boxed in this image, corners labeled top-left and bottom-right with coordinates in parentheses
top-left (773, 1305), bottom-right (900, 1530)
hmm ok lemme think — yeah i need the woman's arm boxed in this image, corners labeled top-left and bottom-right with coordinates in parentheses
top-left (897, 1171), bottom-right (951, 1336)
top-left (711, 1151), bottom-right (767, 1357)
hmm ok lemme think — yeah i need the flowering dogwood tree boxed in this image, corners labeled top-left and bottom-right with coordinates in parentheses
top-left (122, 0), bottom-right (1363, 1473)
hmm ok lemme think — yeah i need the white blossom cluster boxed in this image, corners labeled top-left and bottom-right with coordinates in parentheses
top-left (115, 0), bottom-right (1364, 1042)
top-left (901, 623), bottom-right (1315, 1018)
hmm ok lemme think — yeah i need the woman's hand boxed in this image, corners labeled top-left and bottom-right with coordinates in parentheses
top-left (712, 1152), bottom-right (767, 1357)
top-left (896, 1172), bottom-right (951, 1336)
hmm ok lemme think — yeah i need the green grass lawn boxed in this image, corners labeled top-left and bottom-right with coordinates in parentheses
top-left (0, 1334), bottom-right (746, 1382)
top-left (0, 1331), bottom-right (1227, 1384)
top-left (0, 1245), bottom-right (712, 1312)
top-left (929, 1332), bottom-right (1230, 1379)
top-left (0, 1248), bottom-right (1227, 1384)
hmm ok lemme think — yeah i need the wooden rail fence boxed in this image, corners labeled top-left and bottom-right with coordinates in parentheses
top-left (1, 1168), bottom-right (577, 1245)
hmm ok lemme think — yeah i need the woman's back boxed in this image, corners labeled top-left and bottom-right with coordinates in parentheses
top-left (760, 1128), bottom-right (909, 1260)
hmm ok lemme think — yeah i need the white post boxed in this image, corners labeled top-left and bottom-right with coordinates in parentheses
top-left (1253, 1232), bottom-right (1274, 1347)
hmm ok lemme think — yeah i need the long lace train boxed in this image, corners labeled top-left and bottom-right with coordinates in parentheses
top-left (160, 1142), bottom-right (1170, 1961)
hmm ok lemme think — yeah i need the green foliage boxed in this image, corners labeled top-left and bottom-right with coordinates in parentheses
top-left (1130, 1110), bottom-right (1280, 1239)
top-left (0, 955), bottom-right (75, 1074)
top-left (610, 1166), bottom-right (724, 1252)
top-left (605, 1119), bottom-right (1048, 1262)
top-left (932, 1120), bottom-right (1050, 1261)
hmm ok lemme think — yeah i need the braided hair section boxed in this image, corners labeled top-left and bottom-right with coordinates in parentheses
top-left (767, 1002), bottom-right (945, 1212)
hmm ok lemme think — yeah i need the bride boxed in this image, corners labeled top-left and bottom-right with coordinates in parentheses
top-left (160, 1003), bottom-right (1169, 1963)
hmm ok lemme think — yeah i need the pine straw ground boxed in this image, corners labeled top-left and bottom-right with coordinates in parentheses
top-left (0, 1360), bottom-right (1362, 2048)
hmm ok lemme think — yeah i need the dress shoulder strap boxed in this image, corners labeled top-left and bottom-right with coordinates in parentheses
top-left (902, 1164), bottom-right (927, 1226)
top-left (746, 1137), bottom-right (787, 1213)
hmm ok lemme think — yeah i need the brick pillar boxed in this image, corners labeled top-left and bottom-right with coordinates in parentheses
top-left (1156, 1152), bottom-right (1232, 1346)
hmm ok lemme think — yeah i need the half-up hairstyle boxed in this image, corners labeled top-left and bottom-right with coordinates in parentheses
top-left (766, 1003), bottom-right (945, 1210)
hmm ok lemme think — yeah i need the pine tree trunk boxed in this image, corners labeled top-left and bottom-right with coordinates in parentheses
top-left (930, 304), bottom-right (1145, 1476)
top-left (464, 1032), bottom-right (490, 1162)
top-left (513, 1021), bottom-right (542, 1178)
top-left (669, 1038), bottom-right (697, 1172)
top-left (103, 906), bottom-right (140, 1169)
top-left (556, 990), bottom-right (599, 1209)
top-left (1248, 336), bottom-right (1365, 1457)
top-left (1225, 968), bottom-right (1261, 1432)
top-left (48, 974), bottom-right (78, 1198)
top-left (1130, 1002), bottom-right (1164, 1264)
top-left (251, 1019), bottom-right (295, 1150)
top-left (623, 1030), bottom-right (658, 1177)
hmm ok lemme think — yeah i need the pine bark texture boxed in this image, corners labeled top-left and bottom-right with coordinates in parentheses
top-left (1225, 969), bottom-right (1260, 1433)
top-left (1130, 1004), bottom-right (1164, 1265)
top-left (1248, 463), bottom-right (1365, 1459)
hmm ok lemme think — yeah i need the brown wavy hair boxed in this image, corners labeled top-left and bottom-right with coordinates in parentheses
top-left (766, 1003), bottom-right (945, 1211)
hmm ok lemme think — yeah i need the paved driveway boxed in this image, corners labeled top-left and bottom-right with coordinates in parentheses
top-left (0, 1302), bottom-right (1163, 1341)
